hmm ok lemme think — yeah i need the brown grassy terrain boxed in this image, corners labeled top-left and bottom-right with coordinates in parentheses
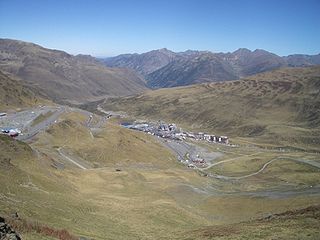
top-left (0, 70), bottom-right (46, 110)
top-left (102, 66), bottom-right (320, 151)
top-left (5, 217), bottom-right (77, 240)
top-left (180, 205), bottom-right (320, 240)
top-left (0, 39), bottom-right (147, 104)
top-left (0, 113), bottom-right (208, 239)
top-left (34, 113), bottom-right (178, 168)
top-left (1, 111), bottom-right (319, 239)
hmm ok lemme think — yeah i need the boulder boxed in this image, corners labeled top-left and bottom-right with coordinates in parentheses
top-left (0, 216), bottom-right (21, 240)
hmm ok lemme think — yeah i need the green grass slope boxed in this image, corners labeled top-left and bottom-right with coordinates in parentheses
top-left (103, 66), bottom-right (320, 151)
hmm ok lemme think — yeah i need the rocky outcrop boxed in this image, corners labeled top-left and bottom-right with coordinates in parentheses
top-left (0, 217), bottom-right (21, 240)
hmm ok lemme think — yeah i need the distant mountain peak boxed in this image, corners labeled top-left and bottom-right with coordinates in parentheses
top-left (158, 47), bottom-right (170, 52)
top-left (253, 49), bottom-right (270, 53)
top-left (151, 48), bottom-right (175, 55)
top-left (233, 48), bottom-right (252, 54)
top-left (76, 54), bottom-right (93, 58)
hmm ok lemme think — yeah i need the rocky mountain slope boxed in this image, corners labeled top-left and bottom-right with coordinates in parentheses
top-left (0, 39), bottom-right (147, 104)
top-left (285, 53), bottom-right (320, 67)
top-left (222, 48), bottom-right (287, 76)
top-left (103, 48), bottom-right (320, 88)
top-left (146, 53), bottom-right (239, 88)
top-left (102, 48), bottom-right (176, 75)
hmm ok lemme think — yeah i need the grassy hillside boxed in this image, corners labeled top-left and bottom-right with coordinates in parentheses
top-left (0, 39), bottom-right (147, 104)
top-left (0, 70), bottom-right (46, 110)
top-left (102, 66), bottom-right (320, 151)
top-left (0, 134), bottom-right (33, 164)
top-left (34, 112), bottom-right (178, 169)
top-left (180, 205), bottom-right (320, 240)
top-left (0, 113), bottom-right (203, 239)
top-left (1, 111), bottom-right (319, 239)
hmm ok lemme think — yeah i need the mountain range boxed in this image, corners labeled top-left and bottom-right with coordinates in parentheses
top-left (0, 39), bottom-right (147, 104)
top-left (1, 38), bottom-right (319, 105)
top-left (102, 48), bottom-right (320, 88)
top-left (1, 38), bottom-right (320, 240)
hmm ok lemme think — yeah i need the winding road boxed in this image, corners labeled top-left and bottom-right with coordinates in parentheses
top-left (15, 106), bottom-right (66, 141)
top-left (204, 156), bottom-right (320, 180)
top-left (0, 106), bottom-right (67, 141)
top-left (200, 152), bottom-right (262, 170)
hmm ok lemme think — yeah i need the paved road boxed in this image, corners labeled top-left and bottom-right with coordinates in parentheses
top-left (158, 138), bottom-right (223, 170)
top-left (1, 107), bottom-right (46, 130)
top-left (0, 106), bottom-right (66, 141)
top-left (161, 140), bottom-right (194, 161)
top-left (97, 104), bottom-right (126, 118)
top-left (12, 106), bottom-right (104, 141)
top-left (17, 106), bottom-right (66, 141)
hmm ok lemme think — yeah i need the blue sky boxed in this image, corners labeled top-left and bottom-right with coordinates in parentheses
top-left (0, 0), bottom-right (319, 56)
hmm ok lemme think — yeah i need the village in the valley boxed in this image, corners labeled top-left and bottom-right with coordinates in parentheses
top-left (122, 121), bottom-right (229, 169)
top-left (123, 121), bottom-right (229, 144)
top-left (1, 106), bottom-right (229, 171)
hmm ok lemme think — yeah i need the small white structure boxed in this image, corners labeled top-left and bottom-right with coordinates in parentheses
top-left (1, 127), bottom-right (21, 137)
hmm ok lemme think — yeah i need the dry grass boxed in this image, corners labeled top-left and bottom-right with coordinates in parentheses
top-left (1, 110), bottom-right (320, 239)
top-left (0, 70), bottom-right (48, 110)
top-left (36, 112), bottom-right (179, 169)
top-left (180, 205), bottom-right (320, 240)
top-left (6, 217), bottom-right (78, 240)
top-left (102, 66), bottom-right (320, 151)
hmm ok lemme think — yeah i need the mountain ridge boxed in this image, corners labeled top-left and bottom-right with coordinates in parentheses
top-left (102, 48), bottom-right (176, 75)
top-left (0, 38), bottom-right (147, 104)
top-left (102, 48), bottom-right (320, 88)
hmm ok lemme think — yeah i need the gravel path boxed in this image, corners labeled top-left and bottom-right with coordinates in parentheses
top-left (57, 148), bottom-right (88, 170)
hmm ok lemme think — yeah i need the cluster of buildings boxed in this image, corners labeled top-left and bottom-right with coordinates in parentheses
top-left (123, 121), bottom-right (229, 144)
top-left (176, 132), bottom-right (229, 144)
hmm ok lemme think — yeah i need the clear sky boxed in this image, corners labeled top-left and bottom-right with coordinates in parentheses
top-left (0, 0), bottom-right (319, 57)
